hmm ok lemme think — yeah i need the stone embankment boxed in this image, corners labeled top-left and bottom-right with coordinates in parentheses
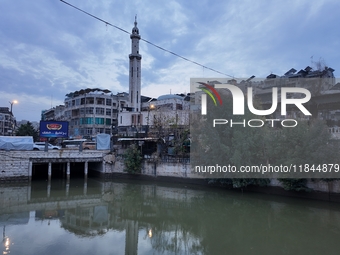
top-left (2, 150), bottom-right (340, 201)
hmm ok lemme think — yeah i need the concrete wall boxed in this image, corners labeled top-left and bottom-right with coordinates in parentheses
top-left (3, 150), bottom-right (340, 195)
top-left (0, 151), bottom-right (30, 181)
top-left (102, 155), bottom-right (194, 178)
top-left (142, 160), bottom-right (195, 178)
top-left (0, 150), bottom-right (107, 181)
top-left (101, 156), bottom-right (340, 194)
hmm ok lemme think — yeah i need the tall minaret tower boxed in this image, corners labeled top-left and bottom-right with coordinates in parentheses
top-left (129, 16), bottom-right (142, 112)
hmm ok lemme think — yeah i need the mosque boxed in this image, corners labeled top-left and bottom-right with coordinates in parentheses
top-left (117, 18), bottom-right (190, 135)
top-left (58, 18), bottom-right (190, 138)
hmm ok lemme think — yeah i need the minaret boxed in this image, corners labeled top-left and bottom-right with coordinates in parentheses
top-left (129, 16), bottom-right (142, 112)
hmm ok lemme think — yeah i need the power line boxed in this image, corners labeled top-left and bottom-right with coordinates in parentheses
top-left (60, 0), bottom-right (234, 78)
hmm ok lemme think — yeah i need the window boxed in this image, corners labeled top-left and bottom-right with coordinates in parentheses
top-left (71, 109), bottom-right (80, 117)
top-left (85, 128), bottom-right (92, 135)
top-left (95, 118), bottom-right (104, 125)
top-left (106, 108), bottom-right (111, 116)
top-left (96, 107), bottom-right (105, 115)
top-left (96, 128), bottom-right (104, 133)
top-left (176, 104), bottom-right (183, 110)
top-left (85, 107), bottom-right (94, 114)
top-left (97, 98), bottom-right (105, 105)
top-left (65, 110), bottom-right (71, 117)
top-left (80, 117), bottom-right (94, 125)
top-left (86, 97), bottom-right (94, 104)
top-left (105, 118), bottom-right (111, 125)
top-left (106, 99), bottom-right (112, 106)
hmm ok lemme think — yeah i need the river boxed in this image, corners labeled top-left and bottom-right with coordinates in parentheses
top-left (1, 178), bottom-right (340, 255)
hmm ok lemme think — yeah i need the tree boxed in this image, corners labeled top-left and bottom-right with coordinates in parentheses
top-left (15, 122), bottom-right (39, 141)
top-left (149, 106), bottom-right (190, 157)
top-left (191, 90), bottom-right (270, 188)
top-left (123, 144), bottom-right (143, 174)
top-left (266, 119), bottom-right (340, 191)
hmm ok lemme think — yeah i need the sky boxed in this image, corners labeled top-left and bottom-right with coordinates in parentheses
top-left (1, 0), bottom-right (340, 122)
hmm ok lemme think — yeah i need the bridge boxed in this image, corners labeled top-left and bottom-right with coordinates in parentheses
top-left (0, 149), bottom-right (112, 182)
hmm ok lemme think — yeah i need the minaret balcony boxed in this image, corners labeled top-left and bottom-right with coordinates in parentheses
top-left (129, 54), bottom-right (142, 60)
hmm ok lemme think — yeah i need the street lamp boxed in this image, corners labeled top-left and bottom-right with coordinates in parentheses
top-left (146, 104), bottom-right (155, 137)
top-left (9, 100), bottom-right (18, 114)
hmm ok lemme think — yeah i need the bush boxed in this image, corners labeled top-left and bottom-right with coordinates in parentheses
top-left (123, 144), bottom-right (142, 174)
top-left (278, 178), bottom-right (311, 192)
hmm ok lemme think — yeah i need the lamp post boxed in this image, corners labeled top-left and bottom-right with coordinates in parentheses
top-left (9, 100), bottom-right (18, 114)
top-left (146, 104), bottom-right (155, 137)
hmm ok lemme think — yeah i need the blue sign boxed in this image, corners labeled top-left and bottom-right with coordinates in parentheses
top-left (39, 121), bottom-right (69, 138)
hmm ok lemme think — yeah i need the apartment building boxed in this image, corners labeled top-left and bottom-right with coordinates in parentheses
top-left (63, 89), bottom-right (128, 138)
top-left (0, 107), bottom-right (16, 136)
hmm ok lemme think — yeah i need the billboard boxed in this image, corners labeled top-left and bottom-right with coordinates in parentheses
top-left (39, 121), bottom-right (68, 138)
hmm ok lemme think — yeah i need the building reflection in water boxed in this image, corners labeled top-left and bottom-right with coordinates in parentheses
top-left (1, 179), bottom-right (340, 254)
top-left (0, 179), bottom-right (205, 255)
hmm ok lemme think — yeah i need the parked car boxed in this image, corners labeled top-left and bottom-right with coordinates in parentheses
top-left (61, 139), bottom-right (87, 149)
top-left (82, 141), bottom-right (96, 150)
top-left (33, 142), bottom-right (61, 150)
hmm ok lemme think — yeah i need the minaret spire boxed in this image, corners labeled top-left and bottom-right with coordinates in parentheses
top-left (129, 16), bottom-right (142, 114)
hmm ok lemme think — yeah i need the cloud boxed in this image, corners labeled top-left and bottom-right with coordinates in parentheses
top-left (0, 0), bottom-right (339, 121)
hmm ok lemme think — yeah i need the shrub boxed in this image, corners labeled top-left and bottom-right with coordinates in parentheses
top-left (123, 144), bottom-right (142, 174)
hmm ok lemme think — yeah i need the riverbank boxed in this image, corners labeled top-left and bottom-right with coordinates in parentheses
top-left (97, 172), bottom-right (340, 203)
top-left (2, 150), bottom-right (340, 203)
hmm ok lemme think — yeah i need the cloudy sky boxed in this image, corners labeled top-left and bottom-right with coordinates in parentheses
top-left (1, 0), bottom-right (339, 121)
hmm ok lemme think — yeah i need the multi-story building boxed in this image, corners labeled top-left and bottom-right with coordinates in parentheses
top-left (0, 107), bottom-right (16, 136)
top-left (42, 105), bottom-right (66, 121)
top-left (63, 89), bottom-right (128, 138)
top-left (191, 66), bottom-right (340, 127)
top-left (40, 18), bottom-right (190, 139)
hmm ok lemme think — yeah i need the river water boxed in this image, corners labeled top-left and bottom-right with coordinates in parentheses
top-left (1, 178), bottom-right (340, 255)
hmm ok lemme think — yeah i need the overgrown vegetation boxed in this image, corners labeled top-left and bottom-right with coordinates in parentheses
top-left (278, 179), bottom-right (311, 192)
top-left (191, 90), bottom-right (340, 191)
top-left (123, 144), bottom-right (143, 174)
top-left (15, 121), bottom-right (39, 141)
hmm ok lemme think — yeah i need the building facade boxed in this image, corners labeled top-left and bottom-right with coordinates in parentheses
top-left (0, 107), bottom-right (16, 136)
top-left (63, 89), bottom-right (128, 138)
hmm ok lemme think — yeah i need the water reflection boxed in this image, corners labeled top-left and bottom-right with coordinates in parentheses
top-left (1, 179), bottom-right (340, 254)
